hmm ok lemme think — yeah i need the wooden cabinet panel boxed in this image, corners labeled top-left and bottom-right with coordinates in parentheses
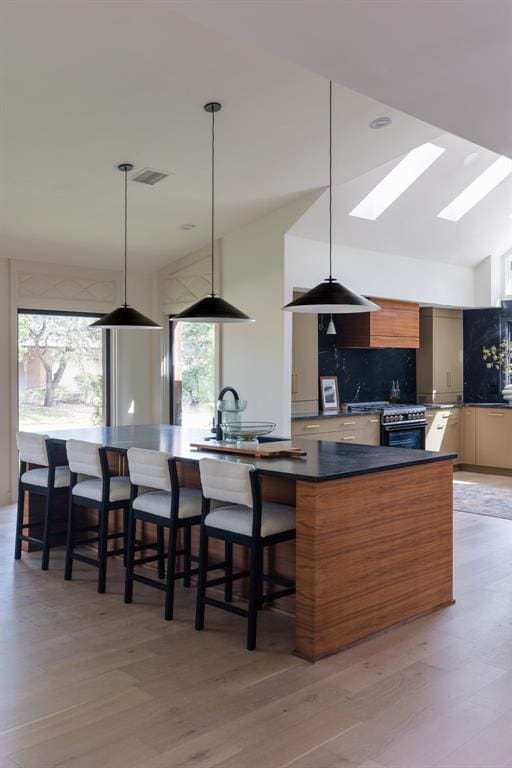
top-left (292, 309), bottom-right (318, 409)
top-left (336, 297), bottom-right (419, 349)
top-left (292, 415), bottom-right (380, 446)
top-left (475, 409), bottom-right (512, 469)
top-left (461, 408), bottom-right (476, 464)
top-left (417, 308), bottom-right (463, 402)
top-left (425, 409), bottom-right (460, 462)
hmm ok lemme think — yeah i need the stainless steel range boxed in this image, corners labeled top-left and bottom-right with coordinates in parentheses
top-left (346, 401), bottom-right (427, 450)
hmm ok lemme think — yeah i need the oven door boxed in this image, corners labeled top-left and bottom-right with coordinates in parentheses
top-left (381, 423), bottom-right (426, 450)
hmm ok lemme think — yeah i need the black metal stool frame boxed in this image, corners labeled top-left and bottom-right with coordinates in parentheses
top-left (15, 438), bottom-right (73, 570)
top-left (195, 470), bottom-right (296, 651)
top-left (124, 457), bottom-right (228, 621)
top-left (64, 447), bottom-right (163, 593)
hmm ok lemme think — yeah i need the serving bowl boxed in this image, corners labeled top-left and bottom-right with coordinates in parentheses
top-left (222, 421), bottom-right (276, 445)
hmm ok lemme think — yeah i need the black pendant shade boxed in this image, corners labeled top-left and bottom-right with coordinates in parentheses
top-left (283, 82), bottom-right (380, 316)
top-left (283, 279), bottom-right (379, 314)
top-left (173, 294), bottom-right (253, 323)
top-left (91, 163), bottom-right (161, 330)
top-left (173, 103), bottom-right (253, 324)
top-left (90, 304), bottom-right (161, 329)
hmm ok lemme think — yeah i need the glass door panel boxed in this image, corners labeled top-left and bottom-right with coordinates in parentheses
top-left (18, 311), bottom-right (109, 430)
top-left (171, 321), bottom-right (215, 429)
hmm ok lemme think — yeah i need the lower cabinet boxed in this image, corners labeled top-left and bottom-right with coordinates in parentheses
top-left (461, 407), bottom-right (476, 464)
top-left (475, 408), bottom-right (512, 469)
top-left (292, 415), bottom-right (380, 446)
top-left (425, 409), bottom-right (460, 461)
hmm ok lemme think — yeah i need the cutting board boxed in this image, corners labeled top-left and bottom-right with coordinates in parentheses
top-left (190, 440), bottom-right (307, 458)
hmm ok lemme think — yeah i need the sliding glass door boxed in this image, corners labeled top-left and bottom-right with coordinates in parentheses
top-left (18, 310), bottom-right (110, 431)
top-left (170, 319), bottom-right (215, 429)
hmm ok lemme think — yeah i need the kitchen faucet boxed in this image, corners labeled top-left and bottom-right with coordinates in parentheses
top-left (213, 386), bottom-right (241, 440)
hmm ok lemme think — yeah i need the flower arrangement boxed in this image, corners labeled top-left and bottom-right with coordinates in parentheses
top-left (482, 339), bottom-right (512, 376)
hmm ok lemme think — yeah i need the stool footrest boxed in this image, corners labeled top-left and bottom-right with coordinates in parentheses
top-left (70, 552), bottom-right (99, 567)
top-left (130, 573), bottom-right (167, 592)
top-left (206, 570), bottom-right (249, 589)
top-left (261, 587), bottom-right (295, 603)
top-left (203, 596), bottom-right (249, 618)
top-left (262, 574), bottom-right (295, 589)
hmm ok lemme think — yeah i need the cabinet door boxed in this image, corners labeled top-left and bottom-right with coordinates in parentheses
top-left (475, 409), bottom-right (512, 469)
top-left (426, 410), bottom-right (460, 455)
top-left (434, 317), bottom-right (463, 394)
top-left (292, 312), bottom-right (318, 404)
top-left (461, 408), bottom-right (476, 464)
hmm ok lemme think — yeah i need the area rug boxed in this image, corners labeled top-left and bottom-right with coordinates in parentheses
top-left (453, 481), bottom-right (512, 521)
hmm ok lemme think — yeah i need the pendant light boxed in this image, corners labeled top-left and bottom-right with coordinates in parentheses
top-left (91, 163), bottom-right (161, 330)
top-left (326, 314), bottom-right (336, 334)
top-left (283, 82), bottom-right (380, 315)
top-left (173, 103), bottom-right (254, 323)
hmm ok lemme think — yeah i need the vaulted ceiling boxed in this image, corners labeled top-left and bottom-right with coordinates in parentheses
top-left (1, 1), bottom-right (511, 273)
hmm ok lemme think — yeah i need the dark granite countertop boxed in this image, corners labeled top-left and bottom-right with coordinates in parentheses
top-left (425, 402), bottom-right (512, 410)
top-left (44, 424), bottom-right (456, 484)
top-left (292, 408), bottom-right (381, 421)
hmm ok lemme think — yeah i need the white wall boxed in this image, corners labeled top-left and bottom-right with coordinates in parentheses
top-left (285, 234), bottom-right (476, 308)
top-left (220, 191), bottom-right (322, 437)
top-left (0, 259), bottom-right (11, 505)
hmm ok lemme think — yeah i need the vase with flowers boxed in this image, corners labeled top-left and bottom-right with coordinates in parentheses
top-left (482, 339), bottom-right (512, 402)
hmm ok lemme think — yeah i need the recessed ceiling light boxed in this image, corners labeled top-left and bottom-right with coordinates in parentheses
top-left (180, 223), bottom-right (196, 230)
top-left (369, 117), bottom-right (392, 129)
top-left (438, 155), bottom-right (512, 222)
top-left (349, 142), bottom-right (445, 221)
top-left (463, 150), bottom-right (479, 166)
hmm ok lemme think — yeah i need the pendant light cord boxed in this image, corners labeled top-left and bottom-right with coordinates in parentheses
top-left (211, 107), bottom-right (215, 296)
top-left (329, 79), bottom-right (333, 283)
top-left (123, 165), bottom-right (128, 307)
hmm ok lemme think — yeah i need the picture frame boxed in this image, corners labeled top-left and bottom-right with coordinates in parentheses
top-left (320, 376), bottom-right (340, 411)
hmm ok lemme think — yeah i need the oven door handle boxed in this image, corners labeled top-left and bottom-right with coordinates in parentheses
top-left (382, 422), bottom-right (427, 431)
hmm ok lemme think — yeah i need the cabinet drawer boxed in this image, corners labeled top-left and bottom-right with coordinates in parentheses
top-left (475, 409), bottom-right (512, 469)
top-left (292, 419), bottom-right (338, 436)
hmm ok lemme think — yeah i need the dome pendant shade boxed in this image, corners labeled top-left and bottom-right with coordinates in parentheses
top-left (173, 294), bottom-right (253, 323)
top-left (90, 305), bottom-right (162, 329)
top-left (283, 279), bottom-right (380, 314)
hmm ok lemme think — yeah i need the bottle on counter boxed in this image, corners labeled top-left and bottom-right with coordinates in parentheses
top-left (389, 380), bottom-right (397, 404)
top-left (395, 380), bottom-right (401, 403)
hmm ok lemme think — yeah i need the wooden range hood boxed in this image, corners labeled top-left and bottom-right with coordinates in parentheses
top-left (336, 297), bottom-right (420, 349)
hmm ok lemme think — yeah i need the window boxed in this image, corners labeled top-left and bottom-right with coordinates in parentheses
top-left (169, 320), bottom-right (215, 429)
top-left (18, 310), bottom-right (110, 431)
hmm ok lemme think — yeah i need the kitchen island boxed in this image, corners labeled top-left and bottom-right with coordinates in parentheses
top-left (31, 425), bottom-right (455, 661)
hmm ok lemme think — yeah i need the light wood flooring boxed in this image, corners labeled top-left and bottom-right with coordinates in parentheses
top-left (1, 473), bottom-right (511, 768)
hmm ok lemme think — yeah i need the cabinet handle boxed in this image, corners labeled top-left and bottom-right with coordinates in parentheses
top-left (442, 414), bottom-right (450, 419)
top-left (369, 418), bottom-right (379, 423)
top-left (305, 424), bottom-right (321, 429)
top-left (488, 413), bottom-right (504, 417)
top-left (341, 421), bottom-right (357, 426)
top-left (342, 435), bottom-right (356, 440)
top-left (466, 411), bottom-right (472, 415)
top-left (447, 372), bottom-right (453, 387)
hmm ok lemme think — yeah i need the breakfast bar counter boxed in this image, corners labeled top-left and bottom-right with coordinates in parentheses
top-left (37, 424), bottom-right (455, 661)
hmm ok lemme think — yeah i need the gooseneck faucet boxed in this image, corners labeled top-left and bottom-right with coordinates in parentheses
top-left (213, 386), bottom-right (240, 440)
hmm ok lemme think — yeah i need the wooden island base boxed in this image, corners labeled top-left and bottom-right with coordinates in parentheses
top-left (25, 427), bottom-right (454, 663)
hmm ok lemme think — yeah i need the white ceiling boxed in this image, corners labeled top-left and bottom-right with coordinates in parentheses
top-left (1, 1), bottom-right (511, 274)
top-left (174, 0), bottom-right (512, 159)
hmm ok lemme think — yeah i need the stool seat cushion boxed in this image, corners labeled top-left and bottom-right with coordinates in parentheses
top-left (132, 488), bottom-right (202, 519)
top-left (205, 501), bottom-right (295, 538)
top-left (21, 466), bottom-right (70, 488)
top-left (72, 476), bottom-right (130, 502)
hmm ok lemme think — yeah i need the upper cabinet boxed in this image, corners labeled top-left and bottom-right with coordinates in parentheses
top-left (416, 307), bottom-right (463, 403)
top-left (336, 297), bottom-right (420, 349)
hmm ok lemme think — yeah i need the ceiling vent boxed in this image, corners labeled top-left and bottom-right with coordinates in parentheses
top-left (131, 168), bottom-right (169, 186)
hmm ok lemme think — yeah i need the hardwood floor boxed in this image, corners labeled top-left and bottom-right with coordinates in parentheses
top-left (1, 475), bottom-right (511, 768)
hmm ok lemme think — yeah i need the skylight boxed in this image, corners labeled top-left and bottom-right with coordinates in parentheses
top-left (438, 155), bottom-right (512, 222)
top-left (349, 142), bottom-right (445, 220)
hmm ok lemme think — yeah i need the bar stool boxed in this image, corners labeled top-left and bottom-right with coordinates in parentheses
top-left (64, 439), bottom-right (131, 593)
top-left (195, 458), bottom-right (296, 651)
top-left (15, 432), bottom-right (70, 570)
top-left (124, 447), bottom-right (204, 620)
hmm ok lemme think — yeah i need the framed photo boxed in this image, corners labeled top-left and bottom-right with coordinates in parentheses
top-left (320, 376), bottom-right (340, 411)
